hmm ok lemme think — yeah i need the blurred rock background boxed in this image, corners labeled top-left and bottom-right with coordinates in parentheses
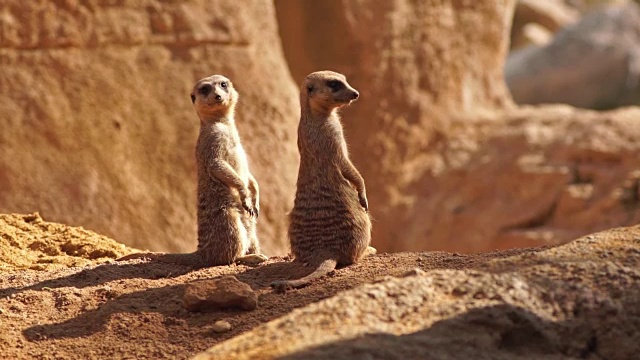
top-left (507, 0), bottom-right (640, 109)
top-left (0, 0), bottom-right (299, 255)
top-left (0, 0), bottom-right (638, 255)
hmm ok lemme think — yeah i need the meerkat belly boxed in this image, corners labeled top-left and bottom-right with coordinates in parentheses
top-left (197, 168), bottom-right (250, 257)
top-left (289, 172), bottom-right (371, 264)
top-left (228, 144), bottom-right (251, 186)
top-left (198, 177), bottom-right (235, 207)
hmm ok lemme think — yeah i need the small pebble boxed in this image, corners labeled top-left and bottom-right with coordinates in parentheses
top-left (402, 268), bottom-right (425, 277)
top-left (372, 275), bottom-right (394, 283)
top-left (183, 276), bottom-right (258, 312)
top-left (212, 320), bottom-right (232, 333)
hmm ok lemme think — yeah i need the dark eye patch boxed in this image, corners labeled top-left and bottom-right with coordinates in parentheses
top-left (198, 84), bottom-right (212, 96)
top-left (327, 80), bottom-right (344, 91)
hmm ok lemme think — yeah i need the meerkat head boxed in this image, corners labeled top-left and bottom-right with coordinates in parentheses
top-left (190, 75), bottom-right (239, 120)
top-left (302, 71), bottom-right (359, 117)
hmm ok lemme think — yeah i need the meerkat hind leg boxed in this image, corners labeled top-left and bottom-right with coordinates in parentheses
top-left (243, 216), bottom-right (260, 255)
top-left (235, 214), bottom-right (267, 265)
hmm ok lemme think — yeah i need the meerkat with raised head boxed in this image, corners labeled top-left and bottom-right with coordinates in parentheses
top-left (118, 75), bottom-right (267, 267)
top-left (271, 71), bottom-right (376, 291)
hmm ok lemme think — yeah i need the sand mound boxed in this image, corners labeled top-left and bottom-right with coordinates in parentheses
top-left (0, 219), bottom-right (638, 359)
top-left (0, 213), bottom-right (133, 272)
top-left (197, 225), bottom-right (640, 359)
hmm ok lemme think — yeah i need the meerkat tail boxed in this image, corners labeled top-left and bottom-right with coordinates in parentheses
top-left (271, 258), bottom-right (338, 292)
top-left (117, 252), bottom-right (207, 268)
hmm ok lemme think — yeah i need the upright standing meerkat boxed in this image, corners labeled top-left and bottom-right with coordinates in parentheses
top-left (118, 75), bottom-right (267, 267)
top-left (271, 71), bottom-right (376, 291)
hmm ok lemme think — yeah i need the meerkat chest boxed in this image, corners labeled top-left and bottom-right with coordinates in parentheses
top-left (320, 120), bottom-right (348, 160)
top-left (231, 142), bottom-right (250, 178)
top-left (216, 124), bottom-right (250, 179)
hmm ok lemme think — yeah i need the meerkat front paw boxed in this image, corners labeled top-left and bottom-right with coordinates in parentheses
top-left (240, 195), bottom-right (256, 217)
top-left (252, 200), bottom-right (260, 218)
top-left (358, 192), bottom-right (369, 212)
top-left (236, 254), bottom-right (268, 266)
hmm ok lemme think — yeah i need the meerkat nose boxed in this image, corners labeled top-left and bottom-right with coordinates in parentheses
top-left (352, 91), bottom-right (359, 100)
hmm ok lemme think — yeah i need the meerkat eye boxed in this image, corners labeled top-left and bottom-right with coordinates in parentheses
top-left (327, 80), bottom-right (344, 91)
top-left (220, 82), bottom-right (228, 88)
top-left (198, 84), bottom-right (212, 96)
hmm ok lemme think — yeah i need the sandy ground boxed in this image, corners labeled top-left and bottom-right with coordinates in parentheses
top-left (1, 213), bottom-right (638, 359)
top-left (0, 244), bottom-right (532, 359)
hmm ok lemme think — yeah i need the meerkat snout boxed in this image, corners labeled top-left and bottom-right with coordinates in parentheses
top-left (329, 79), bottom-right (358, 104)
top-left (327, 80), bottom-right (359, 99)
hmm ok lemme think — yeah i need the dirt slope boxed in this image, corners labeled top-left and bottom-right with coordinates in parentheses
top-left (197, 225), bottom-right (640, 360)
top-left (0, 214), bottom-right (638, 359)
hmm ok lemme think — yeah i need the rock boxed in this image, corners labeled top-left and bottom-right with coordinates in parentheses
top-left (511, 0), bottom-right (580, 50)
top-left (372, 276), bottom-right (395, 284)
top-left (1, 0), bottom-right (638, 266)
top-left (507, 2), bottom-right (640, 109)
top-left (568, 0), bottom-right (633, 14)
top-left (0, 0), bottom-right (298, 256)
top-left (183, 276), bottom-right (258, 312)
top-left (275, 0), bottom-right (517, 253)
top-left (275, 0), bottom-right (640, 255)
top-left (402, 105), bottom-right (640, 252)
top-left (194, 225), bottom-right (640, 359)
top-left (511, 22), bottom-right (554, 49)
top-left (401, 268), bottom-right (425, 277)
top-left (517, 0), bottom-right (579, 31)
top-left (211, 320), bottom-right (232, 333)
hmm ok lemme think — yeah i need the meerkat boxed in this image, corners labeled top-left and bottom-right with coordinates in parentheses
top-left (271, 71), bottom-right (376, 291)
top-left (118, 75), bottom-right (267, 267)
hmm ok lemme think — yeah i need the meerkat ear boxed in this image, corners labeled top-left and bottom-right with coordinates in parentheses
top-left (307, 84), bottom-right (314, 94)
top-left (190, 94), bottom-right (196, 104)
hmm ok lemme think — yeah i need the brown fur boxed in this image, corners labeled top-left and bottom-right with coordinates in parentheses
top-left (118, 75), bottom-right (266, 267)
top-left (271, 71), bottom-right (376, 291)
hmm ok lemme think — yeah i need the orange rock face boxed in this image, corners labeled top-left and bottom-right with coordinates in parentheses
top-left (407, 106), bottom-right (640, 252)
top-left (276, 0), bottom-right (518, 251)
top-left (1, 0), bottom-right (638, 256)
top-left (275, 0), bottom-right (640, 253)
top-left (0, 0), bottom-right (299, 254)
